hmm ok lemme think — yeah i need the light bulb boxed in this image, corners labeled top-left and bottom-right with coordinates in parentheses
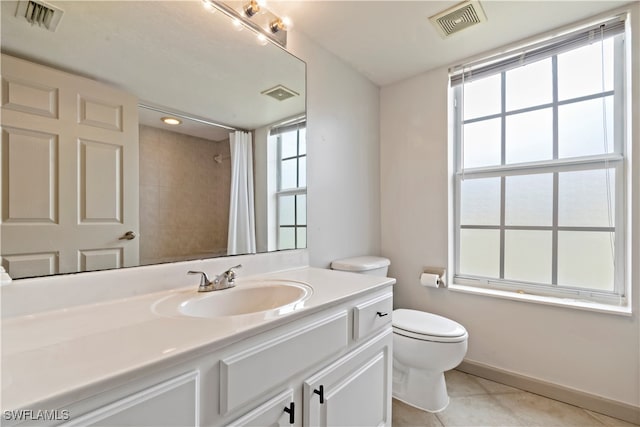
top-left (270, 16), bottom-right (292, 33)
top-left (243, 0), bottom-right (260, 17)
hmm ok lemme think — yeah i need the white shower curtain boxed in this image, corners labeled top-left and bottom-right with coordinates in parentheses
top-left (227, 131), bottom-right (256, 255)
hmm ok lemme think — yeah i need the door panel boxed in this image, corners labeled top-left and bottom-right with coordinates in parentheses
top-left (2, 127), bottom-right (57, 223)
top-left (1, 75), bottom-right (58, 118)
top-left (79, 248), bottom-right (123, 271)
top-left (78, 96), bottom-right (123, 131)
top-left (2, 252), bottom-right (57, 278)
top-left (79, 139), bottom-right (122, 223)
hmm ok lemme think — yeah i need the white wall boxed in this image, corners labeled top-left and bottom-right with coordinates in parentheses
top-left (380, 4), bottom-right (640, 408)
top-left (287, 31), bottom-right (382, 268)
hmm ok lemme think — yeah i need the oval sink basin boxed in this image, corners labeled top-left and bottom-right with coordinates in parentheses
top-left (153, 280), bottom-right (313, 319)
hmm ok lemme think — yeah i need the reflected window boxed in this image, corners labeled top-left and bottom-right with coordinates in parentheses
top-left (271, 122), bottom-right (306, 249)
top-left (450, 18), bottom-right (626, 303)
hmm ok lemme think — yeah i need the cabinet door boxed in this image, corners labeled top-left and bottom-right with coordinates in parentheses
top-left (227, 389), bottom-right (296, 427)
top-left (304, 329), bottom-right (392, 427)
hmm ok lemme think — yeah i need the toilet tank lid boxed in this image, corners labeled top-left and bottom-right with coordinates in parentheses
top-left (331, 256), bottom-right (390, 272)
top-left (392, 309), bottom-right (467, 338)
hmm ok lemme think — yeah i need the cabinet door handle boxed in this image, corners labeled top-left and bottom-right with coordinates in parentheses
top-left (376, 311), bottom-right (389, 317)
top-left (283, 402), bottom-right (295, 424)
top-left (314, 385), bottom-right (325, 404)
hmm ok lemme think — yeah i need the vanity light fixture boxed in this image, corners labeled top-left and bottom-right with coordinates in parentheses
top-left (203, 0), bottom-right (289, 48)
top-left (243, 0), bottom-right (260, 18)
top-left (161, 117), bottom-right (182, 126)
top-left (269, 16), bottom-right (292, 34)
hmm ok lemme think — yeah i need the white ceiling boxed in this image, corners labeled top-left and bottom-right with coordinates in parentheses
top-left (269, 0), bottom-right (633, 86)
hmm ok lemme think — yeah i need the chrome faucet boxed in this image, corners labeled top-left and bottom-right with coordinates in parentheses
top-left (188, 264), bottom-right (242, 292)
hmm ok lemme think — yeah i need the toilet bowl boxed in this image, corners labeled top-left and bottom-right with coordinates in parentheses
top-left (330, 256), bottom-right (468, 413)
top-left (392, 309), bottom-right (468, 412)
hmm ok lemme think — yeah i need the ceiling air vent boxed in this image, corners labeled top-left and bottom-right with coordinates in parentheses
top-left (16, 0), bottom-right (64, 32)
top-left (429, 0), bottom-right (487, 38)
top-left (261, 85), bottom-right (299, 102)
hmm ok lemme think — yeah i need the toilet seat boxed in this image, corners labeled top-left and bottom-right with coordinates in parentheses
top-left (393, 309), bottom-right (468, 343)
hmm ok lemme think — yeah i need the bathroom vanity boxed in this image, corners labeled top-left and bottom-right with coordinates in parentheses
top-left (1, 267), bottom-right (394, 426)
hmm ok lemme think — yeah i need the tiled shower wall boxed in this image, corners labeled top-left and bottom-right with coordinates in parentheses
top-left (139, 125), bottom-right (231, 265)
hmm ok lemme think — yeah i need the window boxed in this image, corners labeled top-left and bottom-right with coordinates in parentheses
top-left (272, 122), bottom-right (307, 250)
top-left (451, 18), bottom-right (627, 303)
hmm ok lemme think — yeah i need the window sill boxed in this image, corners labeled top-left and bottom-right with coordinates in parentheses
top-left (448, 283), bottom-right (632, 316)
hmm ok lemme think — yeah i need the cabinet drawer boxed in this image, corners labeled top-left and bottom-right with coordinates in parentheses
top-left (353, 293), bottom-right (392, 341)
top-left (62, 371), bottom-right (199, 427)
top-left (227, 389), bottom-right (294, 427)
top-left (220, 310), bottom-right (348, 415)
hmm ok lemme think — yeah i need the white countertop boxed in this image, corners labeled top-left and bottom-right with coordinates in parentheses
top-left (1, 267), bottom-right (395, 412)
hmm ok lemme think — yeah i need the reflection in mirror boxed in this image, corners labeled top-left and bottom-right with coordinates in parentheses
top-left (0, 0), bottom-right (306, 279)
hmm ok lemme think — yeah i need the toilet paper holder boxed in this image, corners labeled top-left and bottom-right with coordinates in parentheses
top-left (421, 267), bottom-right (446, 288)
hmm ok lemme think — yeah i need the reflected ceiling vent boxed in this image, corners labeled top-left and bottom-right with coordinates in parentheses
top-left (261, 85), bottom-right (299, 102)
top-left (16, 0), bottom-right (64, 32)
top-left (429, 0), bottom-right (486, 38)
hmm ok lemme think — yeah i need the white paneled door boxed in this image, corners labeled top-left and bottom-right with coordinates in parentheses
top-left (1, 54), bottom-right (139, 278)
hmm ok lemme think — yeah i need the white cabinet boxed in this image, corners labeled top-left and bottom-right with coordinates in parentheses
top-left (41, 287), bottom-right (393, 427)
top-left (303, 330), bottom-right (392, 427)
top-left (223, 289), bottom-right (393, 427)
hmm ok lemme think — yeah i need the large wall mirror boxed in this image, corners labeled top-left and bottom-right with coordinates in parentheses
top-left (0, 1), bottom-right (306, 279)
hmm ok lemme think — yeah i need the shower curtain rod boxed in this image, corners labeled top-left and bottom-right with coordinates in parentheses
top-left (138, 103), bottom-right (243, 132)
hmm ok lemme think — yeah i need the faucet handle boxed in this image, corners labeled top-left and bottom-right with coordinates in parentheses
top-left (224, 264), bottom-right (242, 282)
top-left (188, 270), bottom-right (212, 288)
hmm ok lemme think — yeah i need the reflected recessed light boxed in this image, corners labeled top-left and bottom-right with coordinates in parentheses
top-left (257, 33), bottom-right (268, 46)
top-left (161, 117), bottom-right (182, 125)
top-left (202, 0), bottom-right (216, 12)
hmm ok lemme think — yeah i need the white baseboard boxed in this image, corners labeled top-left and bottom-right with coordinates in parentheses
top-left (458, 359), bottom-right (640, 425)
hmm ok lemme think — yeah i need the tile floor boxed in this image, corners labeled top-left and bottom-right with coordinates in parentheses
top-left (392, 370), bottom-right (639, 427)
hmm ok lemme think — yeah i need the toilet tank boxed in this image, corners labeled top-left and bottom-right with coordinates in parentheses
top-left (331, 256), bottom-right (390, 277)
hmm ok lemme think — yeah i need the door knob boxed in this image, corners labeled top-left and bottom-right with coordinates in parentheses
top-left (119, 231), bottom-right (137, 240)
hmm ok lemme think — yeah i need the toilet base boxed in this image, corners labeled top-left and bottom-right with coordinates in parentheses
top-left (392, 364), bottom-right (450, 413)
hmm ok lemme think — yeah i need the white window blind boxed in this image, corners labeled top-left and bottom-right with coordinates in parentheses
top-left (450, 17), bottom-right (625, 86)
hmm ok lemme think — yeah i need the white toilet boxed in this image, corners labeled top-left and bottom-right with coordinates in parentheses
top-left (392, 309), bottom-right (468, 412)
top-left (331, 256), bottom-right (469, 413)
